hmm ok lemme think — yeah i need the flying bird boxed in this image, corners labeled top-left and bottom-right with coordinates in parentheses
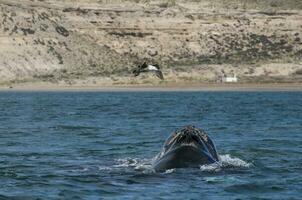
top-left (133, 62), bottom-right (164, 80)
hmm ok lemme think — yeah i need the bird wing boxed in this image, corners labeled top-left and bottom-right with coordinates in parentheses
top-left (133, 62), bottom-right (147, 76)
top-left (148, 65), bottom-right (159, 71)
top-left (133, 68), bottom-right (140, 76)
top-left (140, 62), bottom-right (148, 69)
top-left (155, 70), bottom-right (164, 80)
top-left (153, 64), bottom-right (160, 69)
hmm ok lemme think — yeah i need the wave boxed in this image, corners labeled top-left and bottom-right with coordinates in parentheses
top-left (113, 154), bottom-right (251, 174)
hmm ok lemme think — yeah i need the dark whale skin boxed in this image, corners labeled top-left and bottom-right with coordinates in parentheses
top-left (152, 125), bottom-right (219, 171)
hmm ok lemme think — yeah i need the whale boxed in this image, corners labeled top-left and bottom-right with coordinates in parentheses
top-left (152, 125), bottom-right (219, 171)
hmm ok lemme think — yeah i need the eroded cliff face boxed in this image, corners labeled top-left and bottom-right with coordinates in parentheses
top-left (0, 0), bottom-right (302, 84)
top-left (0, 0), bottom-right (136, 83)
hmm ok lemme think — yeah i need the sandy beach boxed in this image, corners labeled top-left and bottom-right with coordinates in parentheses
top-left (1, 82), bottom-right (301, 92)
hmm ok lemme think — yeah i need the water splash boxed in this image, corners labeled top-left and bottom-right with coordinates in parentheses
top-left (164, 169), bottom-right (176, 174)
top-left (200, 154), bottom-right (251, 172)
top-left (114, 154), bottom-right (250, 174)
top-left (200, 163), bottom-right (222, 172)
top-left (114, 158), bottom-right (154, 173)
top-left (114, 158), bottom-right (142, 168)
top-left (220, 154), bottom-right (251, 168)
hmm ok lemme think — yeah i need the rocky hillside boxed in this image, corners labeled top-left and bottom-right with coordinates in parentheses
top-left (0, 0), bottom-right (302, 85)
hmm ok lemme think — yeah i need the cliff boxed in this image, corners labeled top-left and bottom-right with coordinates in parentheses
top-left (0, 0), bottom-right (302, 86)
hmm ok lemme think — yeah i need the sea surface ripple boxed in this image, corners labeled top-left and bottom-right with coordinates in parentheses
top-left (0, 91), bottom-right (301, 199)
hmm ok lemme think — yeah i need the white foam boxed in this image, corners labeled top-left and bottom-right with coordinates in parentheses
top-left (219, 154), bottom-right (251, 168)
top-left (200, 154), bottom-right (251, 172)
top-left (114, 158), bottom-right (141, 167)
top-left (200, 163), bottom-right (222, 172)
top-left (114, 154), bottom-right (250, 174)
top-left (98, 166), bottom-right (112, 171)
top-left (164, 169), bottom-right (176, 174)
top-left (114, 158), bottom-right (154, 174)
top-left (203, 176), bottom-right (223, 183)
top-left (70, 167), bottom-right (89, 173)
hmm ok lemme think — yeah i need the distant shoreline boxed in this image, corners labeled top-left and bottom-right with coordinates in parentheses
top-left (1, 0), bottom-right (302, 86)
top-left (1, 82), bottom-right (302, 92)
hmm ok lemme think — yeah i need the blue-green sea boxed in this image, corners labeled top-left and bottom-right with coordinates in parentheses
top-left (0, 91), bottom-right (301, 199)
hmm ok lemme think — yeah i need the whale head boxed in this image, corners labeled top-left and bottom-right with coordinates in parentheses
top-left (153, 125), bottom-right (219, 171)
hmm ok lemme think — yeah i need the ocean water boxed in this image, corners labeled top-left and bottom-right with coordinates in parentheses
top-left (0, 91), bottom-right (301, 200)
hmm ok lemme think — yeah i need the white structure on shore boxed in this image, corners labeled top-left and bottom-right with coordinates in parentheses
top-left (222, 74), bottom-right (238, 83)
top-left (217, 73), bottom-right (238, 83)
